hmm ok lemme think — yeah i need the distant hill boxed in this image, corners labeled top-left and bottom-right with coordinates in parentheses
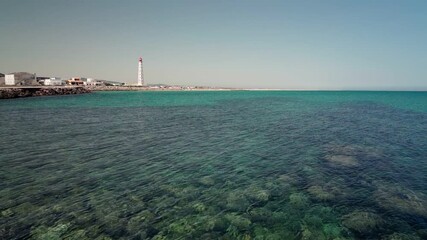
top-left (9, 72), bottom-right (40, 86)
top-left (0, 73), bottom-right (4, 85)
top-left (12, 72), bottom-right (35, 80)
top-left (0, 72), bottom-right (41, 86)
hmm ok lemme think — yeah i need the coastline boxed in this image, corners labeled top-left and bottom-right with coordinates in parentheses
top-left (2, 86), bottom-right (425, 99)
top-left (86, 86), bottom-right (236, 91)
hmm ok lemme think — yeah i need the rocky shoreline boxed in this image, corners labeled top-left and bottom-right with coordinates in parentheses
top-left (0, 85), bottom-right (236, 99)
top-left (0, 87), bottom-right (91, 99)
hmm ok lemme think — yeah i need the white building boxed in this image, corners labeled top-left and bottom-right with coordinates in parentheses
top-left (44, 77), bottom-right (63, 86)
top-left (84, 78), bottom-right (103, 86)
top-left (5, 74), bottom-right (15, 85)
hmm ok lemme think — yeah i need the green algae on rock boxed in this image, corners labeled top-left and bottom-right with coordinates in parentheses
top-left (126, 210), bottom-right (155, 234)
top-left (31, 223), bottom-right (70, 240)
top-left (167, 218), bottom-right (195, 236)
top-left (192, 202), bottom-right (207, 213)
top-left (289, 193), bottom-right (309, 208)
top-left (252, 226), bottom-right (284, 240)
top-left (225, 213), bottom-right (252, 230)
top-left (1, 208), bottom-right (14, 218)
top-left (341, 211), bottom-right (382, 233)
top-left (245, 186), bottom-right (271, 203)
top-left (382, 232), bottom-right (421, 240)
top-left (249, 207), bottom-right (273, 222)
top-left (307, 185), bottom-right (335, 201)
top-left (226, 191), bottom-right (250, 212)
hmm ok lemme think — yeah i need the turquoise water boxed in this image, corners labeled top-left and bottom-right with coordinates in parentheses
top-left (0, 91), bottom-right (426, 239)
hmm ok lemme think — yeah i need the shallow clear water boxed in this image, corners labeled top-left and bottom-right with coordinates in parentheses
top-left (0, 91), bottom-right (426, 239)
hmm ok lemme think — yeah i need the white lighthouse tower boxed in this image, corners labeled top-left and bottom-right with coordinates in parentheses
top-left (137, 57), bottom-right (144, 86)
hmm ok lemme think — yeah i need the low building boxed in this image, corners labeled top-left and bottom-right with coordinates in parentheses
top-left (5, 74), bottom-right (15, 85)
top-left (44, 77), bottom-right (64, 86)
top-left (99, 80), bottom-right (125, 86)
top-left (36, 77), bottom-right (49, 85)
top-left (36, 76), bottom-right (50, 81)
top-left (85, 78), bottom-right (103, 86)
top-left (66, 77), bottom-right (84, 85)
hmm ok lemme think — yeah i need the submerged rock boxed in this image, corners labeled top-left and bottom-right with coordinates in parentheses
top-left (322, 223), bottom-right (344, 239)
top-left (307, 186), bottom-right (335, 201)
top-left (152, 234), bottom-right (167, 240)
top-left (199, 176), bottom-right (216, 186)
top-left (1, 208), bottom-right (14, 217)
top-left (127, 210), bottom-right (155, 234)
top-left (245, 186), bottom-right (271, 203)
top-left (94, 234), bottom-right (113, 240)
top-left (374, 185), bottom-right (427, 218)
top-left (167, 218), bottom-right (195, 236)
top-left (382, 232), bottom-right (421, 240)
top-left (277, 173), bottom-right (299, 186)
top-left (204, 216), bottom-right (228, 232)
top-left (324, 154), bottom-right (358, 167)
top-left (253, 226), bottom-right (283, 240)
top-left (341, 211), bottom-right (382, 233)
top-left (323, 144), bottom-right (384, 168)
top-left (63, 229), bottom-right (90, 240)
top-left (226, 191), bottom-right (250, 212)
top-left (300, 217), bottom-right (344, 240)
top-left (265, 181), bottom-right (286, 197)
top-left (327, 144), bottom-right (383, 157)
top-left (31, 223), bottom-right (71, 240)
top-left (289, 193), bottom-right (309, 208)
top-left (225, 213), bottom-right (251, 230)
top-left (192, 202), bottom-right (207, 213)
top-left (249, 207), bottom-right (273, 222)
top-left (300, 222), bottom-right (326, 240)
top-left (160, 184), bottom-right (200, 200)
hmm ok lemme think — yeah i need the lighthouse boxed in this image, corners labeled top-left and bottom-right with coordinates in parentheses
top-left (137, 57), bottom-right (144, 86)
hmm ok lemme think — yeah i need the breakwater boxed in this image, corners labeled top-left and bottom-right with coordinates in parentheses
top-left (0, 86), bottom-right (91, 99)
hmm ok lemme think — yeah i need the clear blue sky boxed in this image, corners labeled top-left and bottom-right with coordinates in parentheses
top-left (1, 0), bottom-right (426, 90)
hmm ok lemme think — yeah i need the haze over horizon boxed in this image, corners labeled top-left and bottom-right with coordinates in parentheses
top-left (1, 0), bottom-right (426, 90)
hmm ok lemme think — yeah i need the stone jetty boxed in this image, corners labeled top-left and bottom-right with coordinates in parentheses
top-left (0, 86), bottom-right (91, 99)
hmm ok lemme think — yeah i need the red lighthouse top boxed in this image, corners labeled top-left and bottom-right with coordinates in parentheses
top-left (139, 57), bottom-right (143, 62)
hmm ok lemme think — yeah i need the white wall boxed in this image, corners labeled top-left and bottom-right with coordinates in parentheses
top-left (5, 74), bottom-right (15, 85)
top-left (44, 78), bottom-right (64, 86)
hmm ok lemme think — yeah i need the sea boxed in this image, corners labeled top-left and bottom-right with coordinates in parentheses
top-left (0, 91), bottom-right (426, 239)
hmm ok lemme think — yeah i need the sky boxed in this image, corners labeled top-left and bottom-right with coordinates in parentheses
top-left (1, 0), bottom-right (426, 90)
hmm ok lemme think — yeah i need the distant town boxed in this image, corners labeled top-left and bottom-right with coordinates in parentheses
top-left (0, 71), bottom-right (228, 91)
top-left (0, 71), bottom-right (233, 99)
top-left (0, 72), bottom-right (120, 87)
top-left (0, 57), bottom-right (235, 97)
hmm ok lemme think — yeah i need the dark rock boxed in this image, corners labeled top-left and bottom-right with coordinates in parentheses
top-left (0, 87), bottom-right (91, 99)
